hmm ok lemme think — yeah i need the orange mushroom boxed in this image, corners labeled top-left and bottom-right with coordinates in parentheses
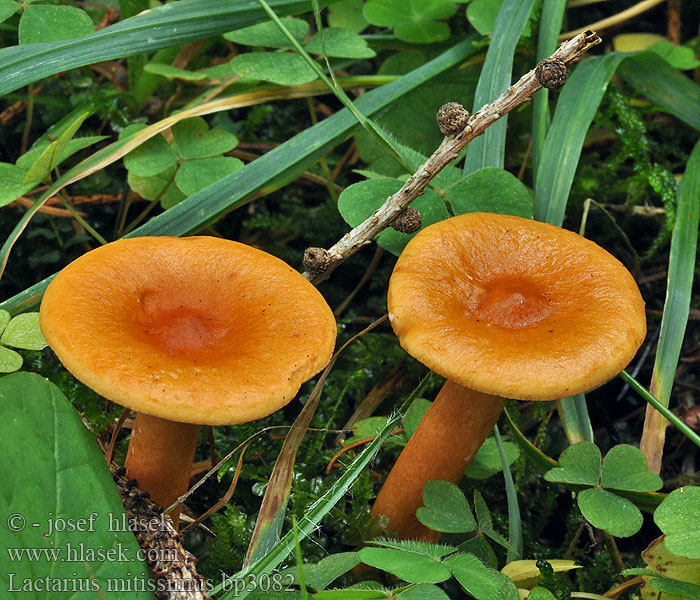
top-left (372, 212), bottom-right (646, 540)
top-left (40, 236), bottom-right (336, 525)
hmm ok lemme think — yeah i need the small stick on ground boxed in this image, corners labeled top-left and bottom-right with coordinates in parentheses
top-left (304, 31), bottom-right (602, 284)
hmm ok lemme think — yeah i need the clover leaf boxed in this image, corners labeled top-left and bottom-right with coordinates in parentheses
top-left (416, 480), bottom-right (476, 533)
top-left (337, 179), bottom-right (449, 256)
top-left (600, 444), bottom-right (663, 492)
top-left (544, 441), bottom-right (601, 487)
top-left (124, 117), bottom-right (242, 208)
top-left (363, 0), bottom-right (457, 44)
top-left (654, 487), bottom-right (700, 559)
top-left (545, 442), bottom-right (661, 537)
top-left (0, 310), bottom-right (47, 373)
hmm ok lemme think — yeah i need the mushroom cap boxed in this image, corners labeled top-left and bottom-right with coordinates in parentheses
top-left (387, 213), bottom-right (646, 401)
top-left (40, 236), bottom-right (337, 425)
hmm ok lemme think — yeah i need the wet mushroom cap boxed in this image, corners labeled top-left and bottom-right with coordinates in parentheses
top-left (388, 213), bottom-right (646, 401)
top-left (40, 236), bottom-right (337, 425)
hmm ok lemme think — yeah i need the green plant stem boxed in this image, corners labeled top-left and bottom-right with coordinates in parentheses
top-left (620, 370), bottom-right (700, 451)
top-left (21, 83), bottom-right (35, 155)
top-left (563, 521), bottom-right (586, 560)
top-left (602, 530), bottom-right (625, 574)
top-left (58, 192), bottom-right (108, 245)
top-left (115, 188), bottom-right (135, 239)
top-left (255, 0), bottom-right (411, 172)
top-left (306, 97), bottom-right (338, 204)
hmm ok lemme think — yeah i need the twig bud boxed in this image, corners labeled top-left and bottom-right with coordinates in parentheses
top-left (436, 102), bottom-right (469, 137)
top-left (303, 247), bottom-right (331, 275)
top-left (536, 58), bottom-right (567, 90)
top-left (391, 207), bottom-right (422, 234)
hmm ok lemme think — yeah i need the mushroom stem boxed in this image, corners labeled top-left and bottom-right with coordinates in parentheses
top-left (372, 380), bottom-right (505, 541)
top-left (125, 413), bottom-right (200, 528)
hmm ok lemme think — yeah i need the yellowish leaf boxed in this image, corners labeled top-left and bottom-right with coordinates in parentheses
top-left (641, 535), bottom-right (700, 600)
top-left (501, 559), bottom-right (581, 589)
top-left (613, 33), bottom-right (667, 53)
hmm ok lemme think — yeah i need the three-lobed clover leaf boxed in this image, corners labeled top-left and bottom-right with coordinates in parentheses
top-left (223, 17), bottom-right (374, 86)
top-left (545, 442), bottom-right (662, 538)
top-left (445, 167), bottom-right (533, 219)
top-left (337, 163), bottom-right (534, 258)
top-left (337, 178), bottom-right (449, 256)
top-left (124, 117), bottom-right (242, 208)
top-left (414, 481), bottom-right (514, 559)
top-left (544, 441), bottom-right (601, 487)
top-left (19, 4), bottom-right (93, 45)
top-left (363, 0), bottom-right (457, 44)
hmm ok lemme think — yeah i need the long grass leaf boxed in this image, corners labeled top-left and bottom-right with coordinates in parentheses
top-left (216, 432), bottom-right (394, 599)
top-left (618, 52), bottom-right (700, 132)
top-left (534, 50), bottom-right (626, 445)
top-left (0, 0), bottom-right (339, 96)
top-left (212, 375), bottom-right (432, 599)
top-left (256, 0), bottom-right (411, 170)
top-left (494, 426), bottom-right (521, 561)
top-left (463, 0), bottom-right (536, 176)
top-left (622, 369), bottom-right (700, 454)
top-left (532, 0), bottom-right (566, 178)
top-left (534, 53), bottom-right (627, 225)
top-left (244, 317), bottom-right (387, 567)
top-left (0, 40), bottom-right (477, 314)
top-left (555, 394), bottom-right (593, 444)
top-left (536, 51), bottom-right (700, 226)
top-left (639, 137), bottom-right (700, 473)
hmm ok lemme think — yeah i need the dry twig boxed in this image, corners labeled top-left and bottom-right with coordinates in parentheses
top-left (303, 31), bottom-right (602, 284)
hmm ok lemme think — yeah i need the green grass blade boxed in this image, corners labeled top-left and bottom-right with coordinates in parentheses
top-left (463, 0), bottom-right (536, 176)
top-left (531, 0), bottom-right (566, 178)
top-left (494, 426), bottom-right (522, 561)
top-left (504, 407), bottom-right (557, 473)
top-left (243, 317), bottom-right (387, 567)
top-left (651, 137), bottom-right (700, 401)
top-left (534, 48), bottom-right (624, 446)
top-left (618, 52), bottom-right (700, 132)
top-left (0, 39), bottom-right (478, 314)
top-left (215, 430), bottom-right (396, 599)
top-left (211, 374), bottom-right (432, 599)
top-left (0, 0), bottom-right (338, 96)
top-left (534, 53), bottom-right (627, 225)
top-left (555, 394), bottom-right (594, 444)
top-left (256, 0), bottom-right (411, 171)
top-left (639, 137), bottom-right (700, 471)
top-left (622, 369), bottom-right (700, 453)
top-left (244, 368), bottom-right (326, 567)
